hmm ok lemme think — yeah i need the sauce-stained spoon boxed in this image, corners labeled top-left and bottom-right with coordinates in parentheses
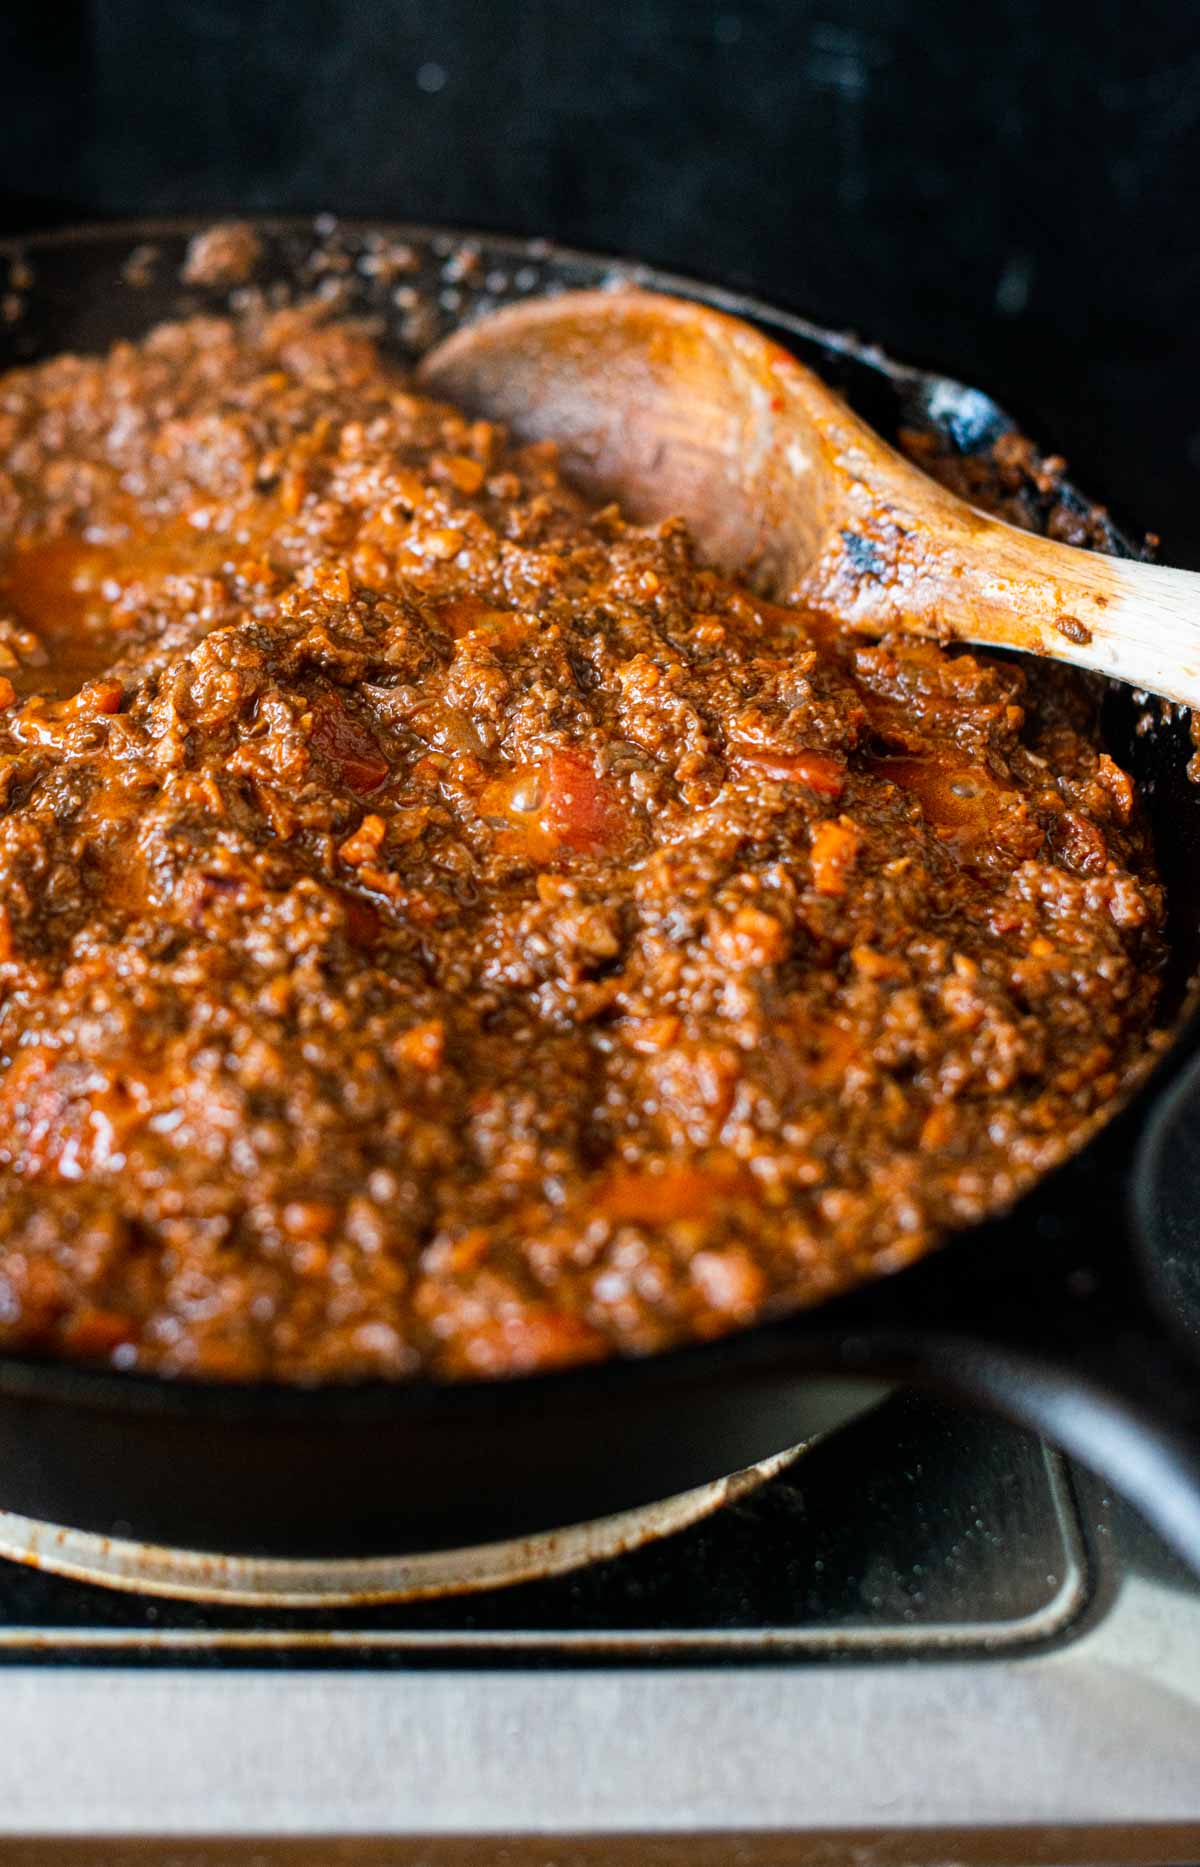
top-left (420, 288), bottom-right (1200, 706)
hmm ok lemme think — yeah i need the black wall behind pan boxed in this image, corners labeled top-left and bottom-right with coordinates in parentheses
top-left (1, 0), bottom-right (1198, 559)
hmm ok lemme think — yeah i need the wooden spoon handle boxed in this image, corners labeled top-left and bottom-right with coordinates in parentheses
top-left (802, 425), bottom-right (1200, 707)
top-left (927, 539), bottom-right (1200, 709)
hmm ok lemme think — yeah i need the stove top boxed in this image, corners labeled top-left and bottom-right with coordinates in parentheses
top-left (0, 1392), bottom-right (1197, 1859)
top-left (0, 1393), bottom-right (1086, 1663)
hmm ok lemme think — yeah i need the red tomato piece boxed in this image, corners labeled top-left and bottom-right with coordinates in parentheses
top-left (544, 747), bottom-right (624, 852)
top-left (728, 742), bottom-right (845, 797)
top-left (309, 695), bottom-right (389, 795)
top-left (340, 891), bottom-right (382, 948)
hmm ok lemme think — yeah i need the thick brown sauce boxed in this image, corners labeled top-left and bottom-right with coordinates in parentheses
top-left (0, 304), bottom-right (1166, 1380)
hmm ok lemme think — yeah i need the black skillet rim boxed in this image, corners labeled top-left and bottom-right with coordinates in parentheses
top-left (0, 212), bottom-right (1194, 1425)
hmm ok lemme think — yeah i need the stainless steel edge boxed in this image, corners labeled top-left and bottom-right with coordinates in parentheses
top-left (0, 1518), bottom-right (1194, 1838)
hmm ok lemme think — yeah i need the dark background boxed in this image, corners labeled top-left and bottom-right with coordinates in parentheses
top-left (0, 0), bottom-right (1197, 559)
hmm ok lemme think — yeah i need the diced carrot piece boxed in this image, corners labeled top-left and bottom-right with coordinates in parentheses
top-left (599, 1160), bottom-right (750, 1225)
top-left (434, 452), bottom-right (486, 495)
top-left (338, 813), bottom-right (388, 866)
top-left (394, 1019), bottom-right (445, 1072)
top-left (810, 819), bottom-right (861, 895)
top-left (710, 905), bottom-right (786, 968)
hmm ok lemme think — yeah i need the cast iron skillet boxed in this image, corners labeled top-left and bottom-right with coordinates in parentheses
top-left (0, 217), bottom-right (1198, 1565)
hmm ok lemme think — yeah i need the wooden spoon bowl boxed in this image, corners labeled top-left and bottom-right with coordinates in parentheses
top-left (420, 289), bottom-right (1200, 706)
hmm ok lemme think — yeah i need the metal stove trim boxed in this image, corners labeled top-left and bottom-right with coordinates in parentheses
top-left (0, 1446), bottom-right (801, 1609)
top-left (0, 1566), bottom-right (1197, 1836)
top-left (0, 1444), bottom-right (1090, 1659)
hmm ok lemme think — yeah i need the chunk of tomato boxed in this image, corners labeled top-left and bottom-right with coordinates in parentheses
top-left (727, 741), bottom-right (845, 797)
top-left (309, 694), bottom-right (389, 795)
top-left (544, 748), bottom-right (624, 853)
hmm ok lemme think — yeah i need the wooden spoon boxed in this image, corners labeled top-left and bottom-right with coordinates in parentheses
top-left (419, 288), bottom-right (1200, 706)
